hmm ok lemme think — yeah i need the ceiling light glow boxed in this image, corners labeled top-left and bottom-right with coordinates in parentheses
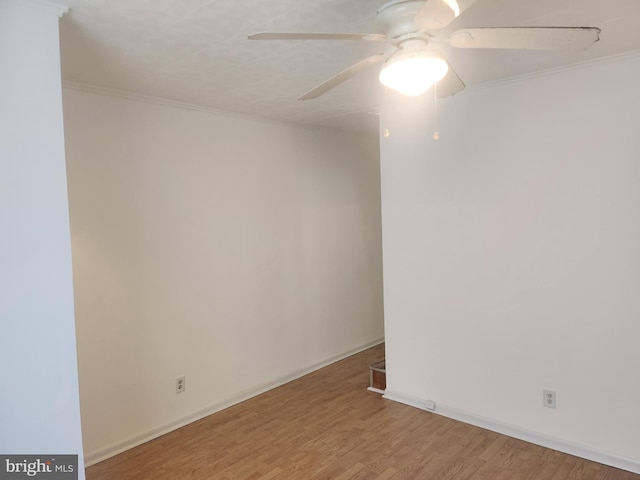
top-left (379, 52), bottom-right (449, 96)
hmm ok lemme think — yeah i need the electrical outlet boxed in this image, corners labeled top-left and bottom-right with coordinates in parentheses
top-left (425, 400), bottom-right (436, 411)
top-left (176, 376), bottom-right (186, 394)
top-left (543, 389), bottom-right (556, 409)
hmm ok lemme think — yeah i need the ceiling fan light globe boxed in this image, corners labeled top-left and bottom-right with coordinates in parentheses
top-left (379, 55), bottom-right (449, 96)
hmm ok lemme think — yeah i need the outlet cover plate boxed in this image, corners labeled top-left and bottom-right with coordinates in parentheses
top-left (176, 376), bottom-right (186, 394)
top-left (543, 389), bottom-right (556, 409)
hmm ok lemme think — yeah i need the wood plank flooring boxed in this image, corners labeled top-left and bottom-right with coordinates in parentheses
top-left (86, 344), bottom-right (639, 480)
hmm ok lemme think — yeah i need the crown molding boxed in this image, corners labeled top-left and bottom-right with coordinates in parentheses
top-left (469, 49), bottom-right (640, 93)
top-left (62, 81), bottom-right (376, 136)
top-left (62, 81), bottom-right (315, 130)
top-left (63, 49), bottom-right (640, 133)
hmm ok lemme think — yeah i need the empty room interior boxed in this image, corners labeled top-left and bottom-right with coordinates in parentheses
top-left (2, 0), bottom-right (640, 479)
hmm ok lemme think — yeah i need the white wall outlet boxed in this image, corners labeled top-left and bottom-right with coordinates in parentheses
top-left (176, 376), bottom-right (186, 394)
top-left (425, 400), bottom-right (436, 411)
top-left (543, 389), bottom-right (556, 409)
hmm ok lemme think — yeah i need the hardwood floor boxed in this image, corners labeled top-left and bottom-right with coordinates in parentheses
top-left (86, 344), bottom-right (638, 480)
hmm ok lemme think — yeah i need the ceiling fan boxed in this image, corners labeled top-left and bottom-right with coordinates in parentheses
top-left (248, 0), bottom-right (600, 99)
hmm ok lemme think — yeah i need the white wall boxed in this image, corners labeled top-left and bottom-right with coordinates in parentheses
top-left (380, 53), bottom-right (640, 472)
top-left (0, 1), bottom-right (85, 476)
top-left (62, 88), bottom-right (384, 463)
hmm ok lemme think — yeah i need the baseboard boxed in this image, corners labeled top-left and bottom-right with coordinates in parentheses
top-left (84, 337), bottom-right (384, 466)
top-left (382, 390), bottom-right (640, 475)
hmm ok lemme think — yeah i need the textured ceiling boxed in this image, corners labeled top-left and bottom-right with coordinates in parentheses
top-left (59, 0), bottom-right (640, 134)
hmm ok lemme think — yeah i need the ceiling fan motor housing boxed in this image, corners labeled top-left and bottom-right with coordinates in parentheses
top-left (376, 0), bottom-right (427, 40)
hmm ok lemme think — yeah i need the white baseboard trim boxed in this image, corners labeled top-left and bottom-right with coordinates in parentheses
top-left (382, 390), bottom-right (640, 475)
top-left (367, 387), bottom-right (385, 394)
top-left (84, 337), bottom-right (385, 467)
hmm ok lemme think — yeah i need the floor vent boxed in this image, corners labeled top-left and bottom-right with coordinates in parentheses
top-left (368, 360), bottom-right (386, 394)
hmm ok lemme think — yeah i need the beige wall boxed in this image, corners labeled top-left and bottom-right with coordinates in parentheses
top-left (380, 53), bottom-right (640, 473)
top-left (63, 88), bottom-right (384, 463)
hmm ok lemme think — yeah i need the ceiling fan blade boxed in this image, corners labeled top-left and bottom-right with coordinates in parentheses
top-left (415, 0), bottom-right (479, 30)
top-left (299, 54), bottom-right (386, 101)
top-left (449, 27), bottom-right (601, 50)
top-left (437, 62), bottom-right (465, 98)
top-left (248, 32), bottom-right (386, 42)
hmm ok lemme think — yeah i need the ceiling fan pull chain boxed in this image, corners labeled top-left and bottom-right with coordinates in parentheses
top-left (433, 82), bottom-right (440, 141)
top-left (383, 86), bottom-right (390, 138)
